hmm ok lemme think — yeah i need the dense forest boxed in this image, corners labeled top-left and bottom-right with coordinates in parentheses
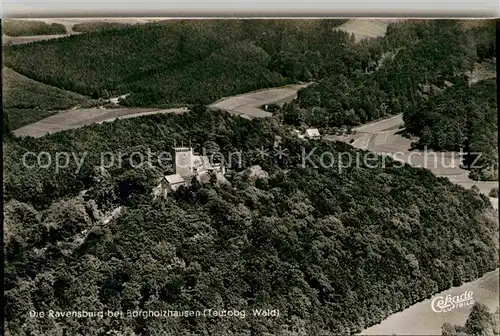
top-left (441, 303), bottom-right (500, 336)
top-left (4, 20), bottom-right (495, 128)
top-left (2, 67), bottom-right (100, 131)
top-left (404, 78), bottom-right (498, 181)
top-left (4, 109), bottom-right (499, 335)
top-left (292, 20), bottom-right (496, 129)
top-left (3, 19), bottom-right (498, 335)
top-left (279, 20), bottom-right (497, 180)
top-left (2, 20), bottom-right (67, 36)
top-left (72, 21), bottom-right (132, 33)
top-left (3, 19), bottom-right (374, 107)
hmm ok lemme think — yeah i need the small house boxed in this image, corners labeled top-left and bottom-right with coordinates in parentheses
top-left (305, 128), bottom-right (321, 139)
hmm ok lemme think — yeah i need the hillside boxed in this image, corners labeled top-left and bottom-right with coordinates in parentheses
top-left (280, 20), bottom-right (496, 181)
top-left (3, 19), bottom-right (368, 107)
top-left (3, 19), bottom-right (499, 336)
top-left (293, 20), bottom-right (496, 128)
top-left (2, 19), bottom-right (67, 36)
top-left (2, 67), bottom-right (98, 131)
top-left (404, 78), bottom-right (498, 181)
top-left (4, 109), bottom-right (499, 335)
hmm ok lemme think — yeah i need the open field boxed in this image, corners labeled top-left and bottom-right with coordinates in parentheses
top-left (326, 113), bottom-right (498, 208)
top-left (335, 19), bottom-right (402, 42)
top-left (2, 19), bottom-right (67, 37)
top-left (208, 83), bottom-right (309, 118)
top-left (14, 83), bottom-right (309, 137)
top-left (3, 67), bottom-right (93, 109)
top-left (330, 114), bottom-right (499, 197)
top-left (3, 34), bottom-right (75, 45)
top-left (360, 269), bottom-right (499, 335)
top-left (12, 107), bottom-right (186, 138)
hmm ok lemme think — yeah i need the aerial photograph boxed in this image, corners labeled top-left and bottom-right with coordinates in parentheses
top-left (2, 18), bottom-right (498, 335)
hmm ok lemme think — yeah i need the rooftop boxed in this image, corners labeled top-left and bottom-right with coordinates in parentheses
top-left (165, 173), bottom-right (185, 185)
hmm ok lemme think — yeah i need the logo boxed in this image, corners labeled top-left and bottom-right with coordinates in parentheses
top-left (431, 291), bottom-right (474, 313)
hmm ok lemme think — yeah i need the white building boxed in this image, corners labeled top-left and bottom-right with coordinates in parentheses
top-left (153, 146), bottom-right (225, 199)
top-left (305, 128), bottom-right (321, 139)
top-left (293, 128), bottom-right (321, 140)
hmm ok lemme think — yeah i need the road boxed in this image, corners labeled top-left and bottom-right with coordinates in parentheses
top-left (339, 113), bottom-right (499, 334)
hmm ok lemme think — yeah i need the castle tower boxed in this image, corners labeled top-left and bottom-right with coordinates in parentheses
top-left (173, 147), bottom-right (193, 177)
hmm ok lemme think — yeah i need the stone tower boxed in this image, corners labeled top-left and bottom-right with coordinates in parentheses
top-left (173, 147), bottom-right (193, 177)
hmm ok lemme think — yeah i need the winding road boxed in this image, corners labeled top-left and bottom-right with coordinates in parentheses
top-left (330, 114), bottom-right (499, 334)
top-left (349, 115), bottom-right (499, 334)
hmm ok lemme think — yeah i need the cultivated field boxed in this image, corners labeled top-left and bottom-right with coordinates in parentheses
top-left (13, 107), bottom-right (186, 138)
top-left (360, 269), bottom-right (499, 335)
top-left (14, 83), bottom-right (309, 137)
top-left (3, 67), bottom-right (98, 130)
top-left (3, 34), bottom-right (74, 45)
top-left (208, 83), bottom-right (309, 118)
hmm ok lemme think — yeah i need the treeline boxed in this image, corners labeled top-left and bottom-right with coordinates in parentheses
top-left (72, 21), bottom-right (132, 33)
top-left (3, 19), bottom-right (376, 107)
top-left (442, 303), bottom-right (500, 336)
top-left (4, 109), bottom-right (499, 335)
top-left (2, 20), bottom-right (67, 36)
top-left (292, 20), bottom-right (496, 130)
top-left (404, 78), bottom-right (498, 181)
